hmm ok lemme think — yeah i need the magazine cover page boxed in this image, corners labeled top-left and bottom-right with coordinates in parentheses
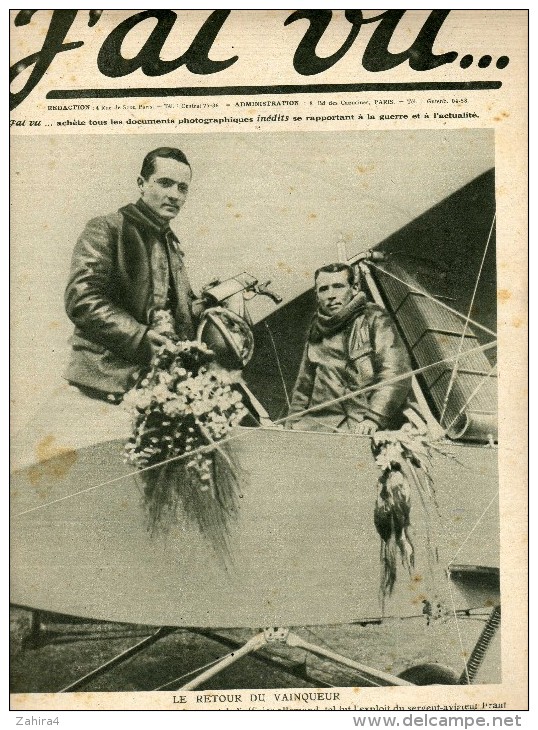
top-left (9, 8), bottom-right (528, 714)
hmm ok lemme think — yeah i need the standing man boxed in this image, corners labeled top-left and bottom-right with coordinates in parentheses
top-left (64, 147), bottom-right (201, 402)
top-left (287, 263), bottom-right (411, 433)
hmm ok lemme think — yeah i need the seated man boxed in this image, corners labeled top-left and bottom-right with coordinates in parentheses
top-left (287, 262), bottom-right (411, 434)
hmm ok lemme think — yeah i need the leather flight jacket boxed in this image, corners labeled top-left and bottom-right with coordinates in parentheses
top-left (64, 199), bottom-right (197, 396)
top-left (288, 303), bottom-right (412, 432)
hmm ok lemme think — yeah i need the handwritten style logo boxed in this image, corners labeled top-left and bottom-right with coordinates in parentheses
top-left (10, 10), bottom-right (510, 111)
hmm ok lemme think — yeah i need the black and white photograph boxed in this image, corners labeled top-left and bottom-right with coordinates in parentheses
top-left (10, 129), bottom-right (501, 695)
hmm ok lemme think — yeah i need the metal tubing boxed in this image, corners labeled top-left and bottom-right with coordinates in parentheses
top-left (192, 629), bottom-right (329, 687)
top-left (180, 632), bottom-right (267, 690)
top-left (59, 626), bottom-right (177, 692)
top-left (287, 632), bottom-right (413, 687)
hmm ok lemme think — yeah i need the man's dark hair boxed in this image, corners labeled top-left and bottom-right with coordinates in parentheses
top-left (314, 262), bottom-right (356, 286)
top-left (140, 147), bottom-right (191, 180)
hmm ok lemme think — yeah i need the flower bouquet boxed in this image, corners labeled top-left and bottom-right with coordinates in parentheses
top-left (123, 311), bottom-right (248, 565)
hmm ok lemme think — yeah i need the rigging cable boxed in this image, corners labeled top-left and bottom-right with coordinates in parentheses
top-left (446, 490), bottom-right (499, 685)
top-left (368, 262), bottom-right (496, 338)
top-left (265, 321), bottom-right (291, 410)
top-left (14, 339), bottom-right (497, 518)
top-left (439, 213), bottom-right (497, 425)
top-left (446, 576), bottom-right (472, 685)
top-left (444, 362), bottom-right (498, 436)
top-left (447, 493), bottom-right (498, 568)
top-left (153, 652), bottom-right (236, 691)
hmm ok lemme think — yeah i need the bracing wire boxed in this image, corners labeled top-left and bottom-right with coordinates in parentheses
top-left (439, 213), bottom-right (497, 425)
top-left (444, 363), bottom-right (498, 435)
top-left (368, 262), bottom-right (497, 338)
top-left (265, 321), bottom-right (291, 409)
top-left (14, 339), bottom-right (496, 518)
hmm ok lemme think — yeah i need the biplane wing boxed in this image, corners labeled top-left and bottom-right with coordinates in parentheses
top-left (11, 128), bottom-right (499, 642)
top-left (244, 168), bottom-right (496, 434)
top-left (11, 424), bottom-right (498, 628)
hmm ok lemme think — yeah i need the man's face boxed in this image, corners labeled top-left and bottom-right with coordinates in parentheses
top-left (315, 270), bottom-right (356, 316)
top-left (138, 156), bottom-right (191, 221)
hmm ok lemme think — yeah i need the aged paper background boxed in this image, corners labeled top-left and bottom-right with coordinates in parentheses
top-left (9, 9), bottom-right (527, 712)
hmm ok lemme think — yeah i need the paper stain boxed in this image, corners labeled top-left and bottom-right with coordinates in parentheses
top-left (512, 317), bottom-right (523, 328)
top-left (27, 434), bottom-right (78, 486)
top-left (497, 288), bottom-right (511, 303)
top-left (411, 594), bottom-right (427, 606)
top-left (493, 111), bottom-right (510, 122)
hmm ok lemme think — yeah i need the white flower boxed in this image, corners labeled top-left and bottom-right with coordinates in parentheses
top-left (163, 398), bottom-right (187, 417)
top-left (375, 451), bottom-right (393, 472)
top-left (157, 371), bottom-right (174, 387)
top-left (122, 389), bottom-right (153, 412)
top-left (152, 383), bottom-right (174, 403)
top-left (384, 443), bottom-right (403, 464)
top-left (124, 334), bottom-right (247, 491)
top-left (191, 400), bottom-right (210, 417)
